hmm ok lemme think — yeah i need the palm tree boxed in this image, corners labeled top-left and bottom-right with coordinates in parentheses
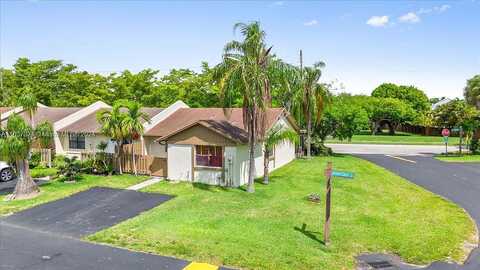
top-left (262, 126), bottom-right (298, 184)
top-left (97, 101), bottom-right (127, 174)
top-left (18, 92), bottom-right (38, 128)
top-left (213, 22), bottom-right (274, 193)
top-left (0, 115), bottom-right (39, 200)
top-left (291, 63), bottom-right (331, 158)
top-left (122, 101), bottom-right (150, 175)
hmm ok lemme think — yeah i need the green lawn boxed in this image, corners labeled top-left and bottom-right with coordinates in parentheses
top-left (326, 132), bottom-right (460, 145)
top-left (0, 174), bottom-right (148, 216)
top-left (435, 155), bottom-right (480, 163)
top-left (87, 156), bottom-right (475, 270)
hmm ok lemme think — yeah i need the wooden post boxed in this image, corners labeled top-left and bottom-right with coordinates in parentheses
top-left (324, 161), bottom-right (333, 245)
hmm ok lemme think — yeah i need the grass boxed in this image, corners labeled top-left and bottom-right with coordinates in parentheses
top-left (0, 174), bottom-right (149, 216)
top-left (87, 156), bottom-right (475, 270)
top-left (326, 131), bottom-right (460, 145)
top-left (435, 154), bottom-right (480, 163)
top-left (30, 167), bottom-right (58, 178)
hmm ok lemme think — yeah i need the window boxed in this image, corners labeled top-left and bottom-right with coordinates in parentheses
top-left (69, 134), bottom-right (85, 150)
top-left (195, 145), bottom-right (223, 168)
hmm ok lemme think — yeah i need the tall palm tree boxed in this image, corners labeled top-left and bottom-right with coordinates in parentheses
top-left (0, 115), bottom-right (39, 199)
top-left (213, 22), bottom-right (274, 193)
top-left (122, 101), bottom-right (150, 175)
top-left (262, 126), bottom-right (298, 184)
top-left (18, 92), bottom-right (38, 128)
top-left (291, 62), bottom-right (331, 158)
top-left (97, 101), bottom-right (127, 174)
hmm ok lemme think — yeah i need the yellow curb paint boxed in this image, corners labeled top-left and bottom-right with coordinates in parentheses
top-left (385, 155), bottom-right (417, 164)
top-left (183, 262), bottom-right (219, 270)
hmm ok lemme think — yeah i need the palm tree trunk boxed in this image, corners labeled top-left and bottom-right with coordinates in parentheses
top-left (247, 114), bottom-right (256, 193)
top-left (12, 159), bottom-right (39, 199)
top-left (263, 149), bottom-right (269, 185)
top-left (306, 114), bottom-right (312, 158)
top-left (132, 142), bottom-right (137, 175)
top-left (116, 141), bottom-right (123, 174)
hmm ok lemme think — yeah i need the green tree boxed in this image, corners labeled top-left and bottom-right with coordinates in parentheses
top-left (262, 126), bottom-right (298, 184)
top-left (35, 121), bottom-right (54, 149)
top-left (464, 75), bottom-right (480, 109)
top-left (213, 22), bottom-right (275, 193)
top-left (97, 101), bottom-right (128, 174)
top-left (464, 75), bottom-right (480, 142)
top-left (0, 115), bottom-right (39, 199)
top-left (290, 63), bottom-right (331, 158)
top-left (367, 98), bottom-right (415, 135)
top-left (18, 92), bottom-right (38, 127)
top-left (372, 83), bottom-right (429, 112)
top-left (329, 102), bottom-right (369, 141)
top-left (122, 101), bottom-right (151, 175)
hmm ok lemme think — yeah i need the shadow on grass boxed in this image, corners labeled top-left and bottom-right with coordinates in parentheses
top-left (294, 223), bottom-right (326, 246)
top-left (191, 182), bottom-right (232, 192)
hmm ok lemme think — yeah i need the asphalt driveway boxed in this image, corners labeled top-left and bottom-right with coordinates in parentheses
top-left (0, 187), bottom-right (233, 270)
top-left (4, 187), bottom-right (173, 237)
top-left (358, 155), bottom-right (480, 270)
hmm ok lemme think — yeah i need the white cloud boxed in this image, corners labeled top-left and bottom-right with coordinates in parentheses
top-left (304, 19), bottom-right (318, 26)
top-left (418, 4), bottom-right (451, 14)
top-left (399, 12), bottom-right (421, 23)
top-left (366, 16), bottom-right (389, 27)
top-left (435, 4), bottom-right (451, 13)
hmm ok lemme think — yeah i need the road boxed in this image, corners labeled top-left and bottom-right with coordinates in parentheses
top-left (356, 154), bottom-right (480, 270)
top-left (327, 143), bottom-right (458, 156)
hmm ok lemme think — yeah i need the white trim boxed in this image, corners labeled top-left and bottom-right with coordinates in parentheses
top-left (144, 100), bottom-right (189, 132)
top-left (53, 101), bottom-right (111, 131)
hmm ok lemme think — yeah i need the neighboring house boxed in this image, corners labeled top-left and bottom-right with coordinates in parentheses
top-left (1, 101), bottom-right (298, 187)
top-left (143, 108), bottom-right (298, 186)
top-left (431, 98), bottom-right (452, 110)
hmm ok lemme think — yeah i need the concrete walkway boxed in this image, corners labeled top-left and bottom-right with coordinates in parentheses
top-left (328, 143), bottom-right (458, 156)
top-left (127, 176), bottom-right (163, 191)
top-left (356, 155), bottom-right (480, 270)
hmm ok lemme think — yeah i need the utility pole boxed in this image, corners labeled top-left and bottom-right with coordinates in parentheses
top-left (299, 49), bottom-right (303, 74)
top-left (324, 161), bottom-right (333, 245)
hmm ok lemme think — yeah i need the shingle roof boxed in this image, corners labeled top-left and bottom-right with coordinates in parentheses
top-left (144, 108), bottom-right (289, 143)
top-left (59, 107), bottom-right (164, 134)
top-left (1, 107), bottom-right (83, 127)
top-left (0, 107), bottom-right (13, 114)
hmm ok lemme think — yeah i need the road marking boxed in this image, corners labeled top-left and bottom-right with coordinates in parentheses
top-left (183, 262), bottom-right (218, 270)
top-left (385, 155), bottom-right (417, 164)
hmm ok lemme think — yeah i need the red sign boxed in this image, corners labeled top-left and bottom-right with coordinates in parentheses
top-left (442, 128), bottom-right (450, 137)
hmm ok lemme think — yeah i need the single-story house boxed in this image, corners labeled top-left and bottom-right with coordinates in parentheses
top-left (1, 100), bottom-right (298, 187)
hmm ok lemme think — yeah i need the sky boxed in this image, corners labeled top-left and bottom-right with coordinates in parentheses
top-left (1, 0), bottom-right (479, 98)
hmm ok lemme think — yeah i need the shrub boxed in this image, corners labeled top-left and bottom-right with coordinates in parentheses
top-left (29, 152), bottom-right (41, 168)
top-left (54, 154), bottom-right (67, 168)
top-left (470, 138), bottom-right (479, 154)
top-left (58, 156), bottom-right (82, 182)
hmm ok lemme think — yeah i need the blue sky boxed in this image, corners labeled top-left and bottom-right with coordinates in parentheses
top-left (1, 1), bottom-right (479, 98)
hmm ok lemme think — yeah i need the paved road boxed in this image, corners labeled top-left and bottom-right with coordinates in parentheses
top-left (328, 143), bottom-right (458, 156)
top-left (0, 187), bottom-right (233, 270)
top-left (357, 154), bottom-right (480, 270)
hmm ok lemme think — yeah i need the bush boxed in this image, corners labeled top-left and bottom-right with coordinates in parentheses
top-left (54, 154), bottom-right (67, 168)
top-left (31, 168), bottom-right (58, 178)
top-left (29, 152), bottom-right (41, 168)
top-left (58, 156), bottom-right (82, 182)
top-left (470, 138), bottom-right (479, 154)
top-left (311, 136), bottom-right (333, 156)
